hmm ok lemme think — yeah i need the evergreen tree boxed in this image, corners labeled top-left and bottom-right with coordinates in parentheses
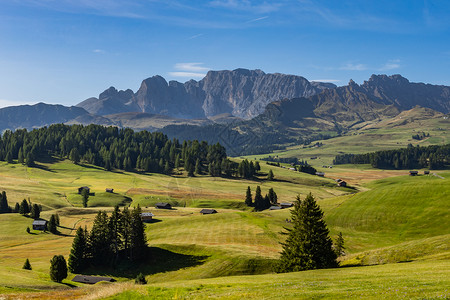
top-left (81, 188), bottom-right (89, 208)
top-left (88, 211), bottom-right (112, 265)
top-left (18, 148), bottom-right (24, 164)
top-left (109, 205), bottom-right (122, 265)
top-left (55, 213), bottom-right (60, 226)
top-left (254, 186), bottom-right (264, 211)
top-left (49, 255), bottom-right (67, 283)
top-left (267, 188), bottom-right (278, 205)
top-left (175, 154), bottom-right (181, 170)
top-left (19, 199), bottom-right (30, 215)
top-left (69, 148), bottom-right (80, 164)
top-left (334, 232), bottom-right (345, 257)
top-left (22, 258), bottom-right (32, 270)
top-left (263, 194), bottom-right (271, 210)
top-left (255, 161), bottom-right (261, 172)
top-left (277, 193), bottom-right (337, 272)
top-left (48, 214), bottom-right (58, 233)
top-left (164, 161), bottom-right (171, 174)
top-left (121, 207), bottom-right (132, 258)
top-left (267, 170), bottom-right (274, 181)
top-left (129, 205), bottom-right (147, 261)
top-left (68, 227), bottom-right (87, 273)
top-left (30, 204), bottom-right (41, 219)
top-left (25, 153), bottom-right (34, 167)
top-left (14, 202), bottom-right (20, 213)
top-left (195, 158), bottom-right (201, 175)
top-left (245, 186), bottom-right (253, 207)
top-left (0, 191), bottom-right (8, 213)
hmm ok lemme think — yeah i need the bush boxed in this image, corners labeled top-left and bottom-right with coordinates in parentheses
top-left (135, 273), bottom-right (147, 285)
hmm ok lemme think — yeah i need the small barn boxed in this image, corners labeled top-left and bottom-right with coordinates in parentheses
top-left (409, 171), bottom-right (419, 176)
top-left (32, 220), bottom-right (47, 231)
top-left (105, 188), bottom-right (114, 193)
top-left (269, 206), bottom-right (281, 210)
top-left (72, 275), bottom-right (116, 284)
top-left (338, 181), bottom-right (347, 187)
top-left (315, 172), bottom-right (325, 177)
top-left (280, 203), bottom-right (293, 209)
top-left (140, 212), bottom-right (154, 222)
top-left (155, 202), bottom-right (172, 209)
top-left (78, 186), bottom-right (90, 194)
top-left (200, 209), bottom-right (217, 214)
top-left (424, 170), bottom-right (430, 175)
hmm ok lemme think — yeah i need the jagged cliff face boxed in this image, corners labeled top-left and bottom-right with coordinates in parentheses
top-left (77, 69), bottom-right (335, 119)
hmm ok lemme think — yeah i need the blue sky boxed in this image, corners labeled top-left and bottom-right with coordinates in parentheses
top-left (0, 0), bottom-right (449, 107)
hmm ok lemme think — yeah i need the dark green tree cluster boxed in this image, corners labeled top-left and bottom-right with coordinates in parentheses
top-left (333, 144), bottom-right (450, 170)
top-left (0, 191), bottom-right (11, 213)
top-left (22, 258), bottom-right (32, 270)
top-left (245, 186), bottom-right (277, 211)
top-left (0, 124), bottom-right (232, 177)
top-left (412, 132), bottom-right (430, 140)
top-left (18, 198), bottom-right (42, 217)
top-left (48, 214), bottom-right (60, 234)
top-left (296, 165), bottom-right (317, 175)
top-left (277, 193), bottom-right (337, 272)
top-left (237, 159), bottom-right (259, 178)
top-left (68, 205), bottom-right (146, 274)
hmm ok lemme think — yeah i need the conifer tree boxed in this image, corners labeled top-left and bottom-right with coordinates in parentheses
top-left (68, 227), bottom-right (86, 273)
top-left (278, 193), bottom-right (337, 272)
top-left (267, 169), bottom-right (274, 181)
top-left (49, 255), bottom-right (67, 283)
top-left (0, 191), bottom-right (8, 213)
top-left (30, 204), bottom-right (40, 219)
top-left (14, 202), bottom-right (20, 213)
top-left (88, 211), bottom-right (112, 265)
top-left (334, 232), bottom-right (345, 257)
top-left (48, 214), bottom-right (58, 233)
top-left (245, 186), bottom-right (253, 207)
top-left (254, 186), bottom-right (264, 211)
top-left (26, 153), bottom-right (34, 167)
top-left (268, 188), bottom-right (278, 205)
top-left (19, 199), bottom-right (30, 215)
top-left (23, 258), bottom-right (32, 270)
top-left (81, 188), bottom-right (89, 208)
top-left (69, 148), bottom-right (80, 164)
top-left (18, 148), bottom-right (24, 164)
top-left (129, 205), bottom-right (147, 261)
top-left (109, 205), bottom-right (122, 265)
top-left (195, 158), bottom-right (201, 175)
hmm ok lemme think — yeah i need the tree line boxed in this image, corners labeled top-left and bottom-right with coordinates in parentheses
top-left (68, 205), bottom-right (146, 273)
top-left (0, 124), bottom-right (234, 177)
top-left (333, 144), bottom-right (450, 170)
top-left (245, 186), bottom-right (278, 211)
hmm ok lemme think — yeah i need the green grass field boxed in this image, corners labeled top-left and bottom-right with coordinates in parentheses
top-left (0, 154), bottom-right (449, 298)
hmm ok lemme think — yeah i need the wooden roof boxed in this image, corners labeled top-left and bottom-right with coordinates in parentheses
top-left (72, 275), bottom-right (115, 284)
top-left (200, 209), bottom-right (217, 214)
top-left (32, 220), bottom-right (47, 225)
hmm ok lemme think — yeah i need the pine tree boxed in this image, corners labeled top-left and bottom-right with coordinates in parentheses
top-left (14, 202), bottom-right (20, 213)
top-left (334, 232), bottom-right (345, 257)
top-left (19, 199), bottom-right (30, 215)
top-left (48, 214), bottom-right (58, 233)
top-left (81, 188), bottom-right (89, 208)
top-left (88, 211), bottom-right (112, 265)
top-left (55, 213), bottom-right (60, 226)
top-left (109, 205), bottom-right (122, 265)
top-left (254, 186), bottom-right (264, 211)
top-left (175, 154), bottom-right (181, 170)
top-left (49, 255), bottom-right (67, 283)
top-left (23, 258), bottom-right (32, 270)
top-left (30, 204), bottom-right (40, 219)
top-left (69, 148), bottom-right (80, 164)
top-left (254, 161), bottom-right (261, 172)
top-left (18, 148), bottom-right (24, 164)
top-left (263, 194), bottom-right (271, 210)
top-left (26, 153), bottom-right (34, 167)
top-left (245, 186), bottom-right (253, 207)
top-left (268, 188), bottom-right (278, 205)
top-left (135, 272), bottom-right (147, 284)
top-left (129, 205), bottom-right (147, 261)
top-left (267, 170), bottom-right (274, 181)
top-left (68, 227), bottom-right (87, 273)
top-left (0, 191), bottom-right (8, 213)
top-left (195, 158), bottom-right (201, 175)
top-left (277, 193), bottom-right (337, 272)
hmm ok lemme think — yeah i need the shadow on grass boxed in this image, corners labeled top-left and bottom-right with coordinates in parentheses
top-left (81, 247), bottom-right (208, 279)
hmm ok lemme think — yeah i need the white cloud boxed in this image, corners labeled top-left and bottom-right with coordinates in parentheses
top-left (174, 62), bottom-right (209, 72)
top-left (93, 49), bottom-right (106, 54)
top-left (168, 72), bottom-right (207, 78)
top-left (187, 34), bottom-right (204, 40)
top-left (310, 79), bottom-right (341, 83)
top-left (340, 63), bottom-right (367, 71)
top-left (209, 0), bottom-right (281, 14)
top-left (379, 59), bottom-right (400, 71)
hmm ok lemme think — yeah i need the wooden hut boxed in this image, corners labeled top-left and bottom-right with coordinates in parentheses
top-left (32, 220), bottom-right (47, 231)
top-left (155, 202), bottom-right (172, 209)
top-left (200, 209), bottom-right (217, 214)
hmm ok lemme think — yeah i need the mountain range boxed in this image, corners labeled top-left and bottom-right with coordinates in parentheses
top-left (0, 69), bottom-right (449, 155)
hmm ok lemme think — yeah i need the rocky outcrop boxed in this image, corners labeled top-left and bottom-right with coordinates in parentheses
top-left (76, 69), bottom-right (335, 119)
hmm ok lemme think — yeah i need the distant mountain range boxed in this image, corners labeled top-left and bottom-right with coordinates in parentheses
top-left (0, 69), bottom-right (449, 155)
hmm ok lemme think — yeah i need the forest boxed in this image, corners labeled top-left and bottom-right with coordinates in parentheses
top-left (333, 144), bottom-right (450, 169)
top-left (0, 124), bottom-right (231, 176)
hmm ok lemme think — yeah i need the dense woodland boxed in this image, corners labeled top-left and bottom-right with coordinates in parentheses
top-left (333, 144), bottom-right (450, 169)
top-left (0, 124), bottom-right (235, 177)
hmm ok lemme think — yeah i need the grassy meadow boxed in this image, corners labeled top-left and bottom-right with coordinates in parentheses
top-left (0, 153), bottom-right (449, 298)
